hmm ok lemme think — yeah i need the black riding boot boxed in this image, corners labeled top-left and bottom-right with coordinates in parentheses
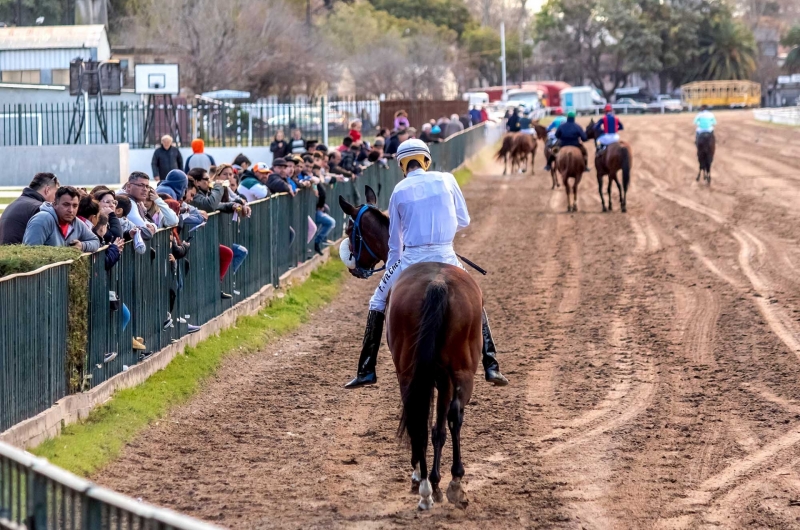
top-left (482, 310), bottom-right (509, 386)
top-left (344, 310), bottom-right (385, 388)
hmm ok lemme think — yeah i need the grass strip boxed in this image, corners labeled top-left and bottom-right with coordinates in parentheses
top-left (31, 257), bottom-right (346, 477)
top-left (453, 166), bottom-right (473, 187)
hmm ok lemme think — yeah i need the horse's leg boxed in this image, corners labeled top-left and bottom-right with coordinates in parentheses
top-left (503, 154), bottom-right (508, 175)
top-left (429, 382), bottom-right (450, 503)
top-left (564, 177), bottom-right (572, 212)
top-left (446, 394), bottom-right (469, 509)
top-left (415, 439), bottom-right (433, 510)
top-left (573, 179), bottom-right (579, 212)
top-left (607, 175), bottom-right (614, 211)
top-left (615, 175), bottom-right (624, 213)
top-left (411, 460), bottom-right (421, 493)
top-left (597, 174), bottom-right (606, 212)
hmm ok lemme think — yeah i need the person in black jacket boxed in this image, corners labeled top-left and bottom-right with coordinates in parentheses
top-left (93, 189), bottom-right (124, 243)
top-left (151, 135), bottom-right (183, 182)
top-left (0, 172), bottom-right (59, 244)
top-left (384, 129), bottom-right (409, 158)
top-left (555, 111), bottom-right (590, 172)
top-left (270, 131), bottom-right (290, 159)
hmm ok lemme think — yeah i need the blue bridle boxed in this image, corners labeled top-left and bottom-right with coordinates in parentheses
top-left (349, 204), bottom-right (386, 279)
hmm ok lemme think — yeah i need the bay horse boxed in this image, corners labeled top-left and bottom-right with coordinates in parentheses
top-left (338, 186), bottom-right (483, 510)
top-left (496, 132), bottom-right (538, 175)
top-left (696, 132), bottom-right (715, 184)
top-left (556, 146), bottom-right (585, 212)
top-left (586, 118), bottom-right (633, 213)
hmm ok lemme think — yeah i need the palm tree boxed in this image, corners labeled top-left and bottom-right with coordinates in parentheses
top-left (782, 26), bottom-right (800, 73)
top-left (696, 15), bottom-right (757, 80)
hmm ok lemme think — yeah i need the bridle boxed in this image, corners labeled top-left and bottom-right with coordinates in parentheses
top-left (348, 204), bottom-right (386, 279)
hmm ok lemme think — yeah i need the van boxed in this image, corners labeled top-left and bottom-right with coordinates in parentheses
top-left (463, 91), bottom-right (489, 106)
top-left (559, 86), bottom-right (606, 113)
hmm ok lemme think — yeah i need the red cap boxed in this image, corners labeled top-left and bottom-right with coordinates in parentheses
top-left (554, 107), bottom-right (563, 115)
top-left (604, 104), bottom-right (613, 113)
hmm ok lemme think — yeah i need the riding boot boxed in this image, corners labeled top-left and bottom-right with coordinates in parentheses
top-left (344, 310), bottom-right (385, 388)
top-left (482, 309), bottom-right (509, 386)
top-left (583, 156), bottom-right (590, 172)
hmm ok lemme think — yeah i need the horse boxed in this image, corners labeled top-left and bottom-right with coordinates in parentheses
top-left (497, 132), bottom-right (538, 175)
top-left (586, 118), bottom-right (633, 213)
top-left (338, 186), bottom-right (483, 511)
top-left (542, 135), bottom-right (560, 190)
top-left (696, 132), bottom-right (715, 184)
top-left (556, 146), bottom-right (585, 212)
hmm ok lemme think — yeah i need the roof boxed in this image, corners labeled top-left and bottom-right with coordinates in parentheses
top-left (0, 25), bottom-right (108, 51)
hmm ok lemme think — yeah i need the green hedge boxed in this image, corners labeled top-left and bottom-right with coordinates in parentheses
top-left (0, 245), bottom-right (89, 392)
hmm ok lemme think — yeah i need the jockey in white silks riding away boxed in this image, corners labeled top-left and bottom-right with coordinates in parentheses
top-left (342, 138), bottom-right (509, 388)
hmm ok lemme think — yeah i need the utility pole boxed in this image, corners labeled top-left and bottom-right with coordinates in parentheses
top-left (500, 22), bottom-right (507, 100)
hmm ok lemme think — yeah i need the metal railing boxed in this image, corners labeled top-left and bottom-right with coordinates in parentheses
top-left (753, 106), bottom-right (800, 126)
top-left (0, 441), bottom-right (221, 529)
top-left (0, 98), bottom-right (384, 148)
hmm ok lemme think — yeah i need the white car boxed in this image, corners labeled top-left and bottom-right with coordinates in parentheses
top-left (648, 95), bottom-right (683, 113)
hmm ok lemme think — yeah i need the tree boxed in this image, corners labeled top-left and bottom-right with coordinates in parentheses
top-left (782, 26), bottom-right (800, 73)
top-left (0, 0), bottom-right (73, 25)
top-left (695, 11), bottom-right (757, 80)
top-left (369, 0), bottom-right (474, 38)
top-left (460, 25), bottom-right (532, 87)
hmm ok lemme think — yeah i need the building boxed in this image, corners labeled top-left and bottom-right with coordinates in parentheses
top-left (0, 25), bottom-right (110, 85)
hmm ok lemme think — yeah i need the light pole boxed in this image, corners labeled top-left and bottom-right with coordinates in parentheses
top-left (500, 22), bottom-right (508, 101)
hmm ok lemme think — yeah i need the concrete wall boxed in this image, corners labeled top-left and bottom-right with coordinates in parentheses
top-left (0, 84), bottom-right (142, 105)
top-left (128, 146), bottom-right (274, 178)
top-left (0, 144), bottom-right (128, 186)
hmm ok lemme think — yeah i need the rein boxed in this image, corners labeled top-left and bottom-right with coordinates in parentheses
top-left (350, 204), bottom-right (386, 278)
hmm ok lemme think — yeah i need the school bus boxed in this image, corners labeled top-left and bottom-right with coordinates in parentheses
top-left (680, 80), bottom-right (761, 109)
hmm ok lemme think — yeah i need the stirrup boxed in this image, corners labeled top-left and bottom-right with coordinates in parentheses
top-left (344, 371), bottom-right (377, 388)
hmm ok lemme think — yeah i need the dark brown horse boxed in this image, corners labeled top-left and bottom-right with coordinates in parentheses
top-left (496, 132), bottom-right (538, 175)
top-left (557, 146), bottom-right (585, 212)
top-left (338, 186), bottom-right (483, 510)
top-left (586, 118), bottom-right (633, 213)
top-left (696, 132), bottom-right (715, 184)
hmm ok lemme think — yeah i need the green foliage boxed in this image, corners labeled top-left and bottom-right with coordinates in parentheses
top-left (31, 258), bottom-right (346, 476)
top-left (0, 0), bottom-right (72, 25)
top-left (67, 257), bottom-right (90, 393)
top-left (369, 0), bottom-right (473, 38)
top-left (695, 11), bottom-right (757, 80)
top-left (0, 245), bottom-right (81, 277)
top-left (462, 26), bottom-right (532, 86)
top-left (783, 26), bottom-right (800, 73)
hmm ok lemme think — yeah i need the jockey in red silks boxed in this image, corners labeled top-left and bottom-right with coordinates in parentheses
top-left (593, 104), bottom-right (624, 150)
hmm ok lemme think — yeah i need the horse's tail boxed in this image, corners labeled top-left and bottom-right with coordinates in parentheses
top-left (620, 145), bottom-right (631, 192)
top-left (398, 278), bottom-right (448, 445)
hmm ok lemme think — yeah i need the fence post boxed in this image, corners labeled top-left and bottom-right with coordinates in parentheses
top-left (248, 104), bottom-right (253, 147)
top-left (31, 472), bottom-right (48, 530)
top-left (236, 106), bottom-right (242, 147)
top-left (322, 96), bottom-right (329, 147)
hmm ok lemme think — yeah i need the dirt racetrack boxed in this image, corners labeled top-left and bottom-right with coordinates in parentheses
top-left (97, 111), bottom-right (800, 529)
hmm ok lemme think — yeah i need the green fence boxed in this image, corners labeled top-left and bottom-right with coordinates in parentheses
top-left (0, 123), bottom-right (489, 434)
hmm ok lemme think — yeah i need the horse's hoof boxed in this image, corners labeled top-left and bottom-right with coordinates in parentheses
top-left (446, 479), bottom-right (469, 509)
top-left (432, 484), bottom-right (444, 503)
top-left (418, 496), bottom-right (434, 510)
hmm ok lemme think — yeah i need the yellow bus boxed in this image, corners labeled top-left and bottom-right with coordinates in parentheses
top-left (680, 80), bottom-right (761, 109)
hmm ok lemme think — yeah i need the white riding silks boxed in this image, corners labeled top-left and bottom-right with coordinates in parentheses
top-left (339, 238), bottom-right (356, 269)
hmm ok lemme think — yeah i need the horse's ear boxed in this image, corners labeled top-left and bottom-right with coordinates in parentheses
top-left (364, 185), bottom-right (377, 206)
top-left (339, 195), bottom-right (358, 217)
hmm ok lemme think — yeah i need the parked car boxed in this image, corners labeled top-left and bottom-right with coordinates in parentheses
top-left (648, 94), bottom-right (683, 113)
top-left (612, 98), bottom-right (648, 114)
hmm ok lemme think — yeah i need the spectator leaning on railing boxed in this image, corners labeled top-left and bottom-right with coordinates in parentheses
top-left (119, 172), bottom-right (159, 239)
top-left (237, 162), bottom-right (270, 202)
top-left (267, 158), bottom-right (295, 196)
top-left (151, 135), bottom-right (183, 182)
top-left (0, 172), bottom-right (60, 245)
top-left (22, 186), bottom-right (100, 251)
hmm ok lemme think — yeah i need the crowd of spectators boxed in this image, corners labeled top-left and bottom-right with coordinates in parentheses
top-left (0, 105), bottom-right (487, 361)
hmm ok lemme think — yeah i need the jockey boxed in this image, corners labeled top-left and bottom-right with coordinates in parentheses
top-left (345, 139), bottom-right (509, 389)
top-left (593, 104), bottom-right (624, 151)
top-left (544, 108), bottom-right (567, 171)
top-left (694, 105), bottom-right (716, 144)
top-left (555, 110), bottom-right (590, 171)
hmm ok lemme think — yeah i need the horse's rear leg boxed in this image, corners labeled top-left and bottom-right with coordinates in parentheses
top-left (415, 440), bottom-right (433, 510)
top-left (429, 383), bottom-right (451, 503)
top-left (503, 154), bottom-right (508, 175)
top-left (446, 394), bottom-right (469, 509)
top-left (607, 177), bottom-right (614, 211)
top-left (597, 174), bottom-right (606, 212)
top-left (614, 177), bottom-right (625, 213)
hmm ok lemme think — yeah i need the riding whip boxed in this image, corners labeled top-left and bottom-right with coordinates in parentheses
top-left (457, 254), bottom-right (488, 275)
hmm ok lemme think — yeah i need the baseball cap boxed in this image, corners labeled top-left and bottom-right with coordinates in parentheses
top-left (567, 110), bottom-right (576, 118)
top-left (272, 157), bottom-right (288, 168)
top-left (254, 162), bottom-right (271, 173)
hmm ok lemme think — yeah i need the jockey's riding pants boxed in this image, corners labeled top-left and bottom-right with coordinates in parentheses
top-left (597, 133), bottom-right (620, 146)
top-left (369, 243), bottom-right (464, 312)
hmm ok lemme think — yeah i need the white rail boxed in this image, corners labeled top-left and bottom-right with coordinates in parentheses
top-left (753, 106), bottom-right (800, 126)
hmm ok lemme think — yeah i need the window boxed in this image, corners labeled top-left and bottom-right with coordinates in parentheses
top-left (52, 69), bottom-right (70, 86)
top-left (2, 70), bottom-right (42, 84)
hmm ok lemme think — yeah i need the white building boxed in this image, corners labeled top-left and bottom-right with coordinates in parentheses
top-left (0, 25), bottom-right (110, 86)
